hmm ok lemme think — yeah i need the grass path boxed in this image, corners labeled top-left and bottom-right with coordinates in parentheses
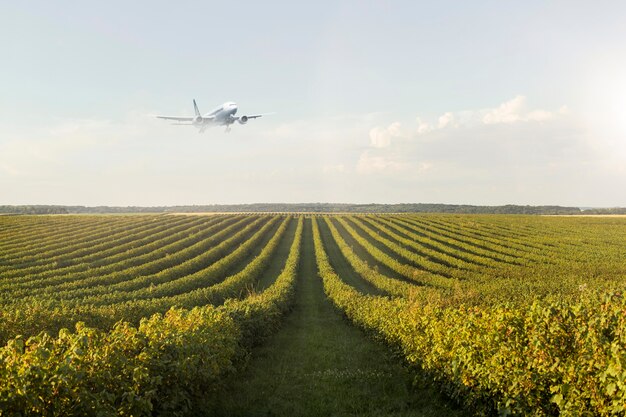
top-left (208, 218), bottom-right (464, 417)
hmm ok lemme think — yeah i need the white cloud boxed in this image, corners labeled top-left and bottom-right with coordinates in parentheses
top-left (482, 95), bottom-right (526, 124)
top-left (348, 95), bottom-right (626, 205)
top-left (437, 112), bottom-right (455, 128)
top-left (482, 95), bottom-right (556, 124)
top-left (369, 122), bottom-right (404, 148)
top-left (366, 96), bottom-right (564, 146)
top-left (416, 117), bottom-right (432, 134)
top-left (369, 127), bottom-right (391, 148)
top-left (1, 97), bottom-right (624, 207)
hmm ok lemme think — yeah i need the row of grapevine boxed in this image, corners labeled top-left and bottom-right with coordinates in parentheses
top-left (0, 215), bottom-right (208, 280)
top-left (0, 213), bottom-right (624, 415)
top-left (0, 215), bottom-right (251, 297)
top-left (3, 216), bottom-right (176, 258)
top-left (405, 215), bottom-right (573, 261)
top-left (391, 215), bottom-right (537, 264)
top-left (347, 216), bottom-right (463, 279)
top-left (69, 216), bottom-right (279, 306)
top-left (312, 216), bottom-right (626, 415)
top-left (0, 217), bottom-right (303, 416)
top-left (388, 216), bottom-right (530, 269)
top-left (371, 215), bottom-right (515, 268)
top-left (0, 215), bottom-right (160, 263)
top-left (334, 216), bottom-right (458, 290)
top-left (0, 216), bottom-right (229, 296)
top-left (0, 216), bottom-right (291, 344)
top-left (0, 215), bottom-right (123, 251)
top-left (0, 215), bottom-right (257, 340)
top-left (322, 217), bottom-right (416, 297)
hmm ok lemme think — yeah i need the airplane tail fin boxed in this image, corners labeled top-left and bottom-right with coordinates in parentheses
top-left (193, 99), bottom-right (201, 117)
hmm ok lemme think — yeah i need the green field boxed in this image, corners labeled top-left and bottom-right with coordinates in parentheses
top-left (0, 214), bottom-right (625, 416)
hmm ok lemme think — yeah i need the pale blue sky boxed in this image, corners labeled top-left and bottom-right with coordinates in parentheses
top-left (2, 1), bottom-right (626, 206)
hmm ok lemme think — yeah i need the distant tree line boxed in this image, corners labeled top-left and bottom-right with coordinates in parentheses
top-left (0, 205), bottom-right (70, 215)
top-left (579, 207), bottom-right (626, 215)
top-left (2, 203), bottom-right (625, 215)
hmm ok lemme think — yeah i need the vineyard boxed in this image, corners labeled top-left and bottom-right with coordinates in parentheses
top-left (0, 213), bottom-right (625, 416)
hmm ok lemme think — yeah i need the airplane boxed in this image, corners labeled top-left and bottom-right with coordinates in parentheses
top-left (156, 100), bottom-right (268, 132)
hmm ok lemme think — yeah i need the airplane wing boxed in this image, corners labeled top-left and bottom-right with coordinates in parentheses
top-left (156, 116), bottom-right (195, 121)
top-left (235, 112), bottom-right (274, 121)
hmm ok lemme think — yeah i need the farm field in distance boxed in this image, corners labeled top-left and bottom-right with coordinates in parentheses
top-left (1, 213), bottom-right (625, 416)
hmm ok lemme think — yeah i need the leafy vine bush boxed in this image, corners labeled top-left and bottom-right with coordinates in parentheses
top-left (224, 216), bottom-right (303, 348)
top-left (0, 216), bottom-right (269, 343)
top-left (0, 215), bottom-right (246, 293)
top-left (323, 217), bottom-right (415, 297)
top-left (0, 215), bottom-right (207, 283)
top-left (312, 217), bottom-right (626, 416)
top-left (0, 307), bottom-right (239, 416)
top-left (0, 216), bottom-right (303, 416)
top-left (0, 213), bottom-right (624, 416)
top-left (395, 293), bottom-right (626, 416)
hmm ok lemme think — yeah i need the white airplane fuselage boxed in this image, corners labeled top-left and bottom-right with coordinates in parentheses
top-left (197, 102), bottom-right (238, 127)
top-left (156, 99), bottom-right (264, 132)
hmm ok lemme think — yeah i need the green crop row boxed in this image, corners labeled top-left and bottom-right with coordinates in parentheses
top-left (0, 217), bottom-right (303, 416)
top-left (0, 305), bottom-right (240, 416)
top-left (75, 215), bottom-right (279, 306)
top-left (0, 215), bottom-right (251, 300)
top-left (0, 215), bottom-right (202, 281)
top-left (347, 216), bottom-right (465, 280)
top-left (396, 215), bottom-right (547, 261)
top-left (0, 216), bottom-right (124, 254)
top-left (359, 216), bottom-right (488, 273)
top-left (0, 213), bottom-right (624, 416)
top-left (368, 215), bottom-right (508, 269)
top-left (323, 217), bottom-right (415, 297)
top-left (312, 217), bottom-right (626, 416)
top-left (1, 216), bottom-right (170, 269)
top-left (334, 216), bottom-right (456, 290)
top-left (0, 216), bottom-right (260, 341)
top-left (0, 216), bottom-right (155, 265)
top-left (386, 215), bottom-right (526, 267)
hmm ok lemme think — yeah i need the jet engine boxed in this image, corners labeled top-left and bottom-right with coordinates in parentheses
top-left (238, 115), bottom-right (249, 125)
top-left (193, 116), bottom-right (203, 125)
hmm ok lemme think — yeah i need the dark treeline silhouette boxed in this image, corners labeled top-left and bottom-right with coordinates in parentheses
top-left (2, 204), bottom-right (625, 215)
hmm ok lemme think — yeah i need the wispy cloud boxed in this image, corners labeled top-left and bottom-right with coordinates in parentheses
top-left (369, 122), bottom-right (403, 148)
top-left (348, 96), bottom-right (624, 205)
top-left (482, 95), bottom-right (561, 124)
top-left (1, 97), bottom-right (624, 206)
top-left (368, 96), bottom-right (565, 144)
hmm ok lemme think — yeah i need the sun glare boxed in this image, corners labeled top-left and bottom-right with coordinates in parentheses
top-left (583, 65), bottom-right (626, 160)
